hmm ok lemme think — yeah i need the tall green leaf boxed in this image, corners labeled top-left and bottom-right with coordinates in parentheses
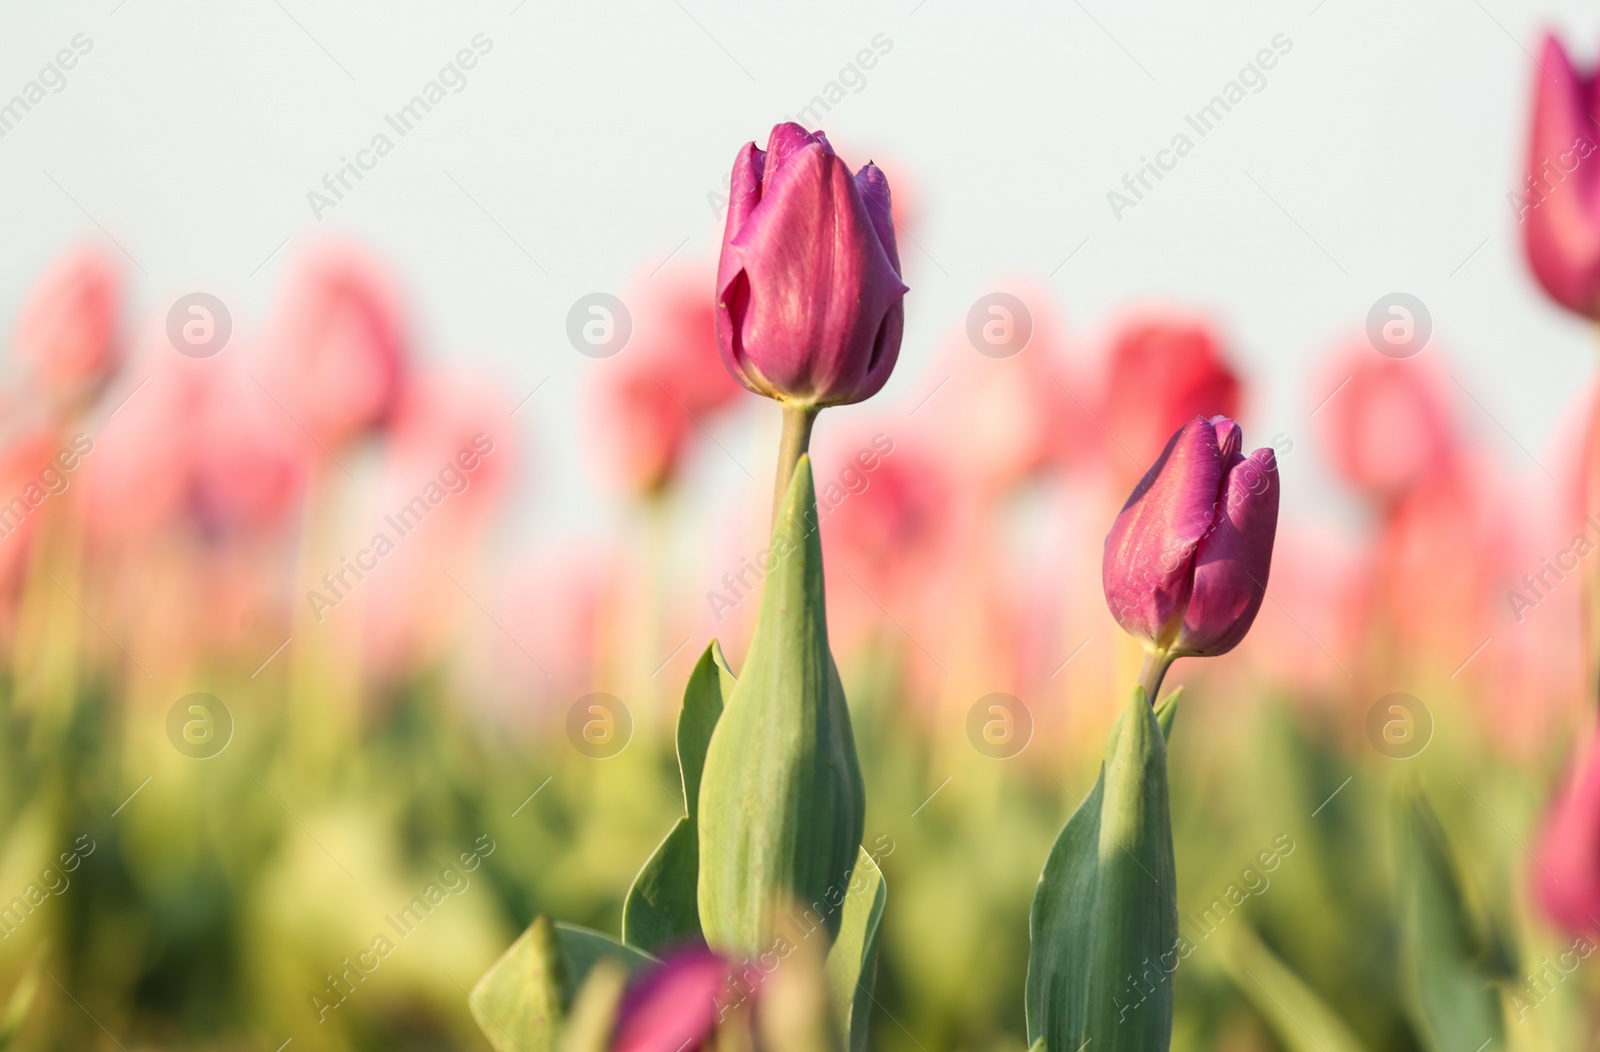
top-left (824, 846), bottom-right (888, 1052)
top-left (1396, 788), bottom-right (1509, 1052)
top-left (1216, 923), bottom-right (1369, 1052)
top-left (698, 456), bottom-right (865, 951)
top-left (1026, 686), bottom-right (1177, 1051)
top-left (469, 917), bottom-right (655, 1052)
top-left (622, 641), bottom-right (734, 952)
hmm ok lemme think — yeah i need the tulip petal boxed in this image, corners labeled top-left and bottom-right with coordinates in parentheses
top-left (1178, 447), bottom-right (1279, 656)
top-left (612, 949), bottom-right (733, 1052)
top-left (1102, 417), bottom-right (1224, 648)
top-left (1523, 34), bottom-right (1600, 317)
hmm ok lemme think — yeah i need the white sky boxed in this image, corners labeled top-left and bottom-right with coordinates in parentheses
top-left (0, 0), bottom-right (1596, 547)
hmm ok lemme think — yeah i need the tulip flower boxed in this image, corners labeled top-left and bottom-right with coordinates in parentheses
top-left (1533, 734), bottom-right (1600, 935)
top-left (1315, 345), bottom-right (1458, 504)
top-left (1103, 415), bottom-right (1279, 694)
top-left (610, 949), bottom-right (735, 1052)
top-left (715, 124), bottom-right (908, 518)
top-left (1100, 317), bottom-right (1240, 472)
top-left (15, 247), bottom-right (121, 395)
top-left (1521, 34), bottom-right (1600, 319)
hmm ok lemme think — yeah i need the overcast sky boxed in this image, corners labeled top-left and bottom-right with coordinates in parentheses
top-left (0, 0), bottom-right (1596, 546)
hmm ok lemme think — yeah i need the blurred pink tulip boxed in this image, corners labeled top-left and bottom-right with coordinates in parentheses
top-left (1103, 415), bottom-right (1279, 659)
top-left (716, 124), bottom-right (906, 408)
top-left (1101, 316), bottom-right (1241, 472)
top-left (593, 269), bottom-right (741, 495)
top-left (1535, 734), bottom-right (1600, 935)
top-left (1315, 345), bottom-right (1458, 503)
top-left (611, 948), bottom-right (734, 1052)
top-left (1521, 33), bottom-right (1600, 319)
top-left (15, 247), bottom-right (121, 393)
top-left (191, 352), bottom-right (307, 536)
top-left (262, 243), bottom-right (408, 450)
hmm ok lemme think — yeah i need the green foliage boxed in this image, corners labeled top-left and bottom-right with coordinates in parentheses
top-left (1026, 686), bottom-right (1178, 1051)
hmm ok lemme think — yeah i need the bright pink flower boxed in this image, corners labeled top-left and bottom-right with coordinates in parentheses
top-left (1103, 416), bottom-right (1280, 657)
top-left (716, 124), bottom-right (907, 408)
top-left (1315, 346), bottom-right (1457, 502)
top-left (1535, 734), bottom-right (1600, 935)
top-left (191, 352), bottom-right (307, 536)
top-left (611, 949), bottom-right (735, 1052)
top-left (1100, 316), bottom-right (1241, 472)
top-left (262, 243), bottom-right (408, 449)
top-left (15, 247), bottom-right (121, 393)
top-left (1521, 34), bottom-right (1600, 318)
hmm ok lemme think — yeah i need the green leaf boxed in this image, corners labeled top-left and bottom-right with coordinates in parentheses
top-left (1396, 789), bottom-right (1508, 1052)
top-left (469, 917), bottom-right (655, 1052)
top-left (825, 846), bottom-right (888, 1052)
top-left (1026, 685), bottom-right (1177, 1052)
top-left (622, 641), bottom-right (734, 952)
top-left (1215, 923), bottom-right (1369, 1052)
top-left (1154, 687), bottom-right (1181, 741)
top-left (699, 456), bottom-right (865, 952)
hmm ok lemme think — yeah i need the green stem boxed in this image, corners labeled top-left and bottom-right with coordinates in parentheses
top-left (772, 403), bottom-right (818, 527)
top-left (1138, 649), bottom-right (1174, 705)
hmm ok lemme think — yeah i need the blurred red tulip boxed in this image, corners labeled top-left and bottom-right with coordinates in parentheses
top-left (1521, 33), bottom-right (1600, 319)
top-left (1315, 345), bottom-right (1458, 503)
top-left (1100, 316), bottom-right (1241, 472)
top-left (592, 267), bottom-right (742, 495)
top-left (15, 247), bottom-right (121, 394)
top-left (261, 242), bottom-right (408, 450)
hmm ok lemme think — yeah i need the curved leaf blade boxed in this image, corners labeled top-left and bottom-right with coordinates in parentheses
top-left (1215, 923), bottom-right (1369, 1052)
top-left (1026, 686), bottom-right (1177, 1051)
top-left (825, 846), bottom-right (888, 1052)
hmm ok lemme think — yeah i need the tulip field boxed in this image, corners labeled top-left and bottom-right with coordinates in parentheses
top-left (4, 5), bottom-right (1600, 1051)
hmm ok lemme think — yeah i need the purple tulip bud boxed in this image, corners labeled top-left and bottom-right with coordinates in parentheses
top-left (1102, 415), bottom-right (1279, 658)
top-left (611, 948), bottom-right (737, 1052)
top-left (715, 123), bottom-right (908, 409)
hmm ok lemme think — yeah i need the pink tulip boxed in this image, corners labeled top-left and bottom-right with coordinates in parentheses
top-left (15, 247), bottom-right (121, 393)
top-left (190, 351), bottom-right (307, 536)
top-left (1100, 316), bottom-right (1241, 472)
top-left (593, 268), bottom-right (741, 494)
top-left (611, 949), bottom-right (735, 1052)
top-left (1315, 345), bottom-right (1457, 503)
top-left (1535, 734), bottom-right (1600, 935)
top-left (261, 243), bottom-right (408, 450)
top-left (716, 124), bottom-right (907, 408)
top-left (1103, 415), bottom-right (1280, 658)
top-left (1521, 34), bottom-right (1600, 318)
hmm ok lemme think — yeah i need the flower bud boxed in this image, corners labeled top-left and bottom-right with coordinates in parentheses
top-left (1522, 34), bottom-right (1600, 319)
top-left (715, 123), bottom-right (907, 408)
top-left (1102, 415), bottom-right (1279, 657)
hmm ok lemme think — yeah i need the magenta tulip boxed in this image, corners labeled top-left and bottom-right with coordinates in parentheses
top-left (610, 949), bottom-right (735, 1052)
top-left (715, 123), bottom-right (907, 409)
top-left (1534, 736), bottom-right (1600, 935)
top-left (1103, 415), bottom-right (1279, 660)
top-left (1521, 34), bottom-right (1600, 318)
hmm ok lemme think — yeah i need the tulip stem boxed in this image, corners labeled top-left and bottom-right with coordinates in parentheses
top-left (773, 404), bottom-right (818, 526)
top-left (1139, 650), bottom-right (1174, 706)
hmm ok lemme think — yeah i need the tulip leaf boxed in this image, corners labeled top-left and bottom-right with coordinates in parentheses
top-left (469, 916), bottom-right (655, 1052)
top-left (1215, 923), bottom-right (1369, 1052)
top-left (1154, 687), bottom-right (1182, 741)
top-left (1026, 685), bottom-right (1177, 1052)
top-left (825, 846), bottom-right (888, 1052)
top-left (1396, 789), bottom-right (1508, 1052)
top-left (699, 456), bottom-right (865, 952)
top-left (622, 641), bottom-right (736, 953)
